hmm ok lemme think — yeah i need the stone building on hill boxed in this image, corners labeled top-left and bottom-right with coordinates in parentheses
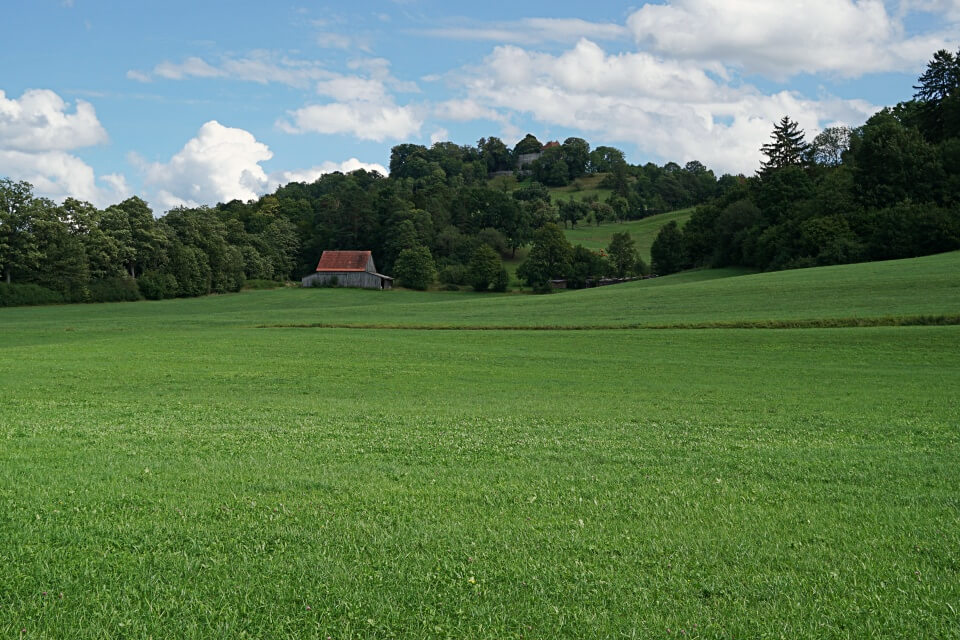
top-left (301, 251), bottom-right (393, 290)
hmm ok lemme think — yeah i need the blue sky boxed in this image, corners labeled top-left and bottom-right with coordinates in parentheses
top-left (2, 0), bottom-right (958, 211)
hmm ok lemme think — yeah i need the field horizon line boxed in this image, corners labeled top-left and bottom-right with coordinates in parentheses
top-left (257, 314), bottom-right (960, 332)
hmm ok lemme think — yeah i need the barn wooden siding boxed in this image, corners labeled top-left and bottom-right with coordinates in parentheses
top-left (302, 271), bottom-right (392, 289)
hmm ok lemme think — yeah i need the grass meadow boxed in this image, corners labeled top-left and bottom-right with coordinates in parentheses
top-left (563, 208), bottom-right (695, 262)
top-left (2, 253), bottom-right (959, 638)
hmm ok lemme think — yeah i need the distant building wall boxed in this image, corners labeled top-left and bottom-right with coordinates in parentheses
top-left (516, 152), bottom-right (542, 168)
top-left (302, 271), bottom-right (391, 289)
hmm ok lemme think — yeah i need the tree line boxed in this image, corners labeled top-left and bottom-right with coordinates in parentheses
top-left (1, 132), bottom-right (730, 304)
top-left (650, 50), bottom-right (960, 275)
top-left (10, 48), bottom-right (955, 306)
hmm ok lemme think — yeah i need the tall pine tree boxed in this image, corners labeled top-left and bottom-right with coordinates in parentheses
top-left (759, 116), bottom-right (809, 176)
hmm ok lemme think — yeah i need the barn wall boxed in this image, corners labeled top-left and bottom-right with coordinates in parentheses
top-left (301, 271), bottom-right (388, 289)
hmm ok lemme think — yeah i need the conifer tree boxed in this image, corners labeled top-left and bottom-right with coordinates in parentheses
top-left (759, 116), bottom-right (809, 176)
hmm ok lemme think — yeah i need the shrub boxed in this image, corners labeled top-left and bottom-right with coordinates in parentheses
top-left (88, 277), bottom-right (142, 303)
top-left (393, 246), bottom-right (436, 290)
top-left (492, 268), bottom-right (509, 292)
top-left (468, 244), bottom-right (504, 291)
top-left (243, 279), bottom-right (285, 290)
top-left (438, 264), bottom-right (469, 286)
top-left (138, 271), bottom-right (179, 300)
top-left (0, 282), bottom-right (65, 307)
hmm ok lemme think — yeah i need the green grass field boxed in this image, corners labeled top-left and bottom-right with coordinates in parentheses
top-left (2, 253), bottom-right (959, 638)
top-left (563, 208), bottom-right (695, 262)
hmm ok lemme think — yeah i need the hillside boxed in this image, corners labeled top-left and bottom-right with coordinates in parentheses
top-left (3, 251), bottom-right (958, 334)
top-left (563, 208), bottom-right (695, 262)
top-left (488, 173), bottom-right (615, 204)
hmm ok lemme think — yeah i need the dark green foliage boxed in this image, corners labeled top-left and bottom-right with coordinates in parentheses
top-left (561, 137), bottom-right (591, 179)
top-left (168, 243), bottom-right (211, 297)
top-left (809, 126), bottom-right (853, 167)
top-left (558, 199), bottom-right (589, 228)
top-left (567, 244), bottom-right (609, 288)
top-left (588, 146), bottom-right (626, 173)
top-left (475, 227), bottom-right (508, 255)
top-left (517, 223), bottom-right (573, 287)
top-left (850, 111), bottom-right (941, 208)
top-left (606, 231), bottom-right (639, 277)
top-left (512, 133), bottom-right (543, 157)
top-left (913, 48), bottom-right (960, 142)
top-left (651, 221), bottom-right (688, 275)
top-left (713, 199), bottom-right (764, 266)
top-left (393, 246), bottom-right (436, 290)
top-left (511, 181), bottom-right (551, 203)
top-left (759, 116), bottom-right (809, 175)
top-left (858, 202), bottom-right (960, 261)
top-left (632, 161), bottom-right (722, 214)
top-left (530, 146), bottom-right (570, 187)
top-left (492, 267), bottom-right (509, 292)
top-left (87, 276), bottom-right (142, 303)
top-left (467, 244), bottom-right (503, 291)
top-left (660, 53), bottom-right (960, 276)
top-left (478, 136), bottom-right (513, 173)
top-left (0, 178), bottom-right (40, 284)
top-left (138, 270), bottom-right (179, 300)
top-left (438, 264), bottom-right (469, 286)
top-left (0, 282), bottom-right (64, 306)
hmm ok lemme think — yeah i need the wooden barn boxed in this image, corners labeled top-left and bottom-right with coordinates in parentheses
top-left (301, 251), bottom-right (393, 290)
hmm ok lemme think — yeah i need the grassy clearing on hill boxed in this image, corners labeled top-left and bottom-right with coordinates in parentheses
top-left (2, 252), bottom-right (959, 638)
top-left (487, 174), bottom-right (614, 205)
top-left (564, 208), bottom-right (695, 262)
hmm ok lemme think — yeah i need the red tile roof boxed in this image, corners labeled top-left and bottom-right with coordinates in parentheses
top-left (315, 250), bottom-right (372, 272)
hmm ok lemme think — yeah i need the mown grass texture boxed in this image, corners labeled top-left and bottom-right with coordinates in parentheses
top-left (1, 252), bottom-right (959, 638)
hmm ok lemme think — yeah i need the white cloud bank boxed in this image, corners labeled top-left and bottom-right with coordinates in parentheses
top-left (0, 89), bottom-right (107, 151)
top-left (139, 121), bottom-right (273, 209)
top-left (416, 17), bottom-right (630, 44)
top-left (447, 39), bottom-right (877, 174)
top-left (128, 53), bottom-right (423, 143)
top-left (0, 89), bottom-right (128, 206)
top-left (278, 102), bottom-right (422, 142)
top-left (139, 121), bottom-right (387, 210)
top-left (626, 0), bottom-right (957, 77)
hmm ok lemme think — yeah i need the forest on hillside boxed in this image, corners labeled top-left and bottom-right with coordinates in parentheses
top-left (2, 50), bottom-right (959, 305)
top-left (0, 129), bottom-right (734, 303)
top-left (650, 49), bottom-right (960, 275)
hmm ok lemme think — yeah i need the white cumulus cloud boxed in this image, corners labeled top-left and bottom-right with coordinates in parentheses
top-left (278, 101), bottom-right (422, 142)
top-left (0, 150), bottom-right (130, 207)
top-left (140, 121), bottom-right (273, 209)
top-left (138, 121), bottom-right (388, 208)
top-left (627, 0), bottom-right (957, 77)
top-left (450, 39), bottom-right (877, 174)
top-left (0, 88), bottom-right (126, 207)
top-left (434, 99), bottom-right (505, 122)
top-left (0, 89), bottom-right (108, 151)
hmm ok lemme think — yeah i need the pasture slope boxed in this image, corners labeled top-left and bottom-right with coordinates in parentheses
top-left (1, 252), bottom-right (959, 638)
top-left (563, 208), bottom-right (695, 262)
